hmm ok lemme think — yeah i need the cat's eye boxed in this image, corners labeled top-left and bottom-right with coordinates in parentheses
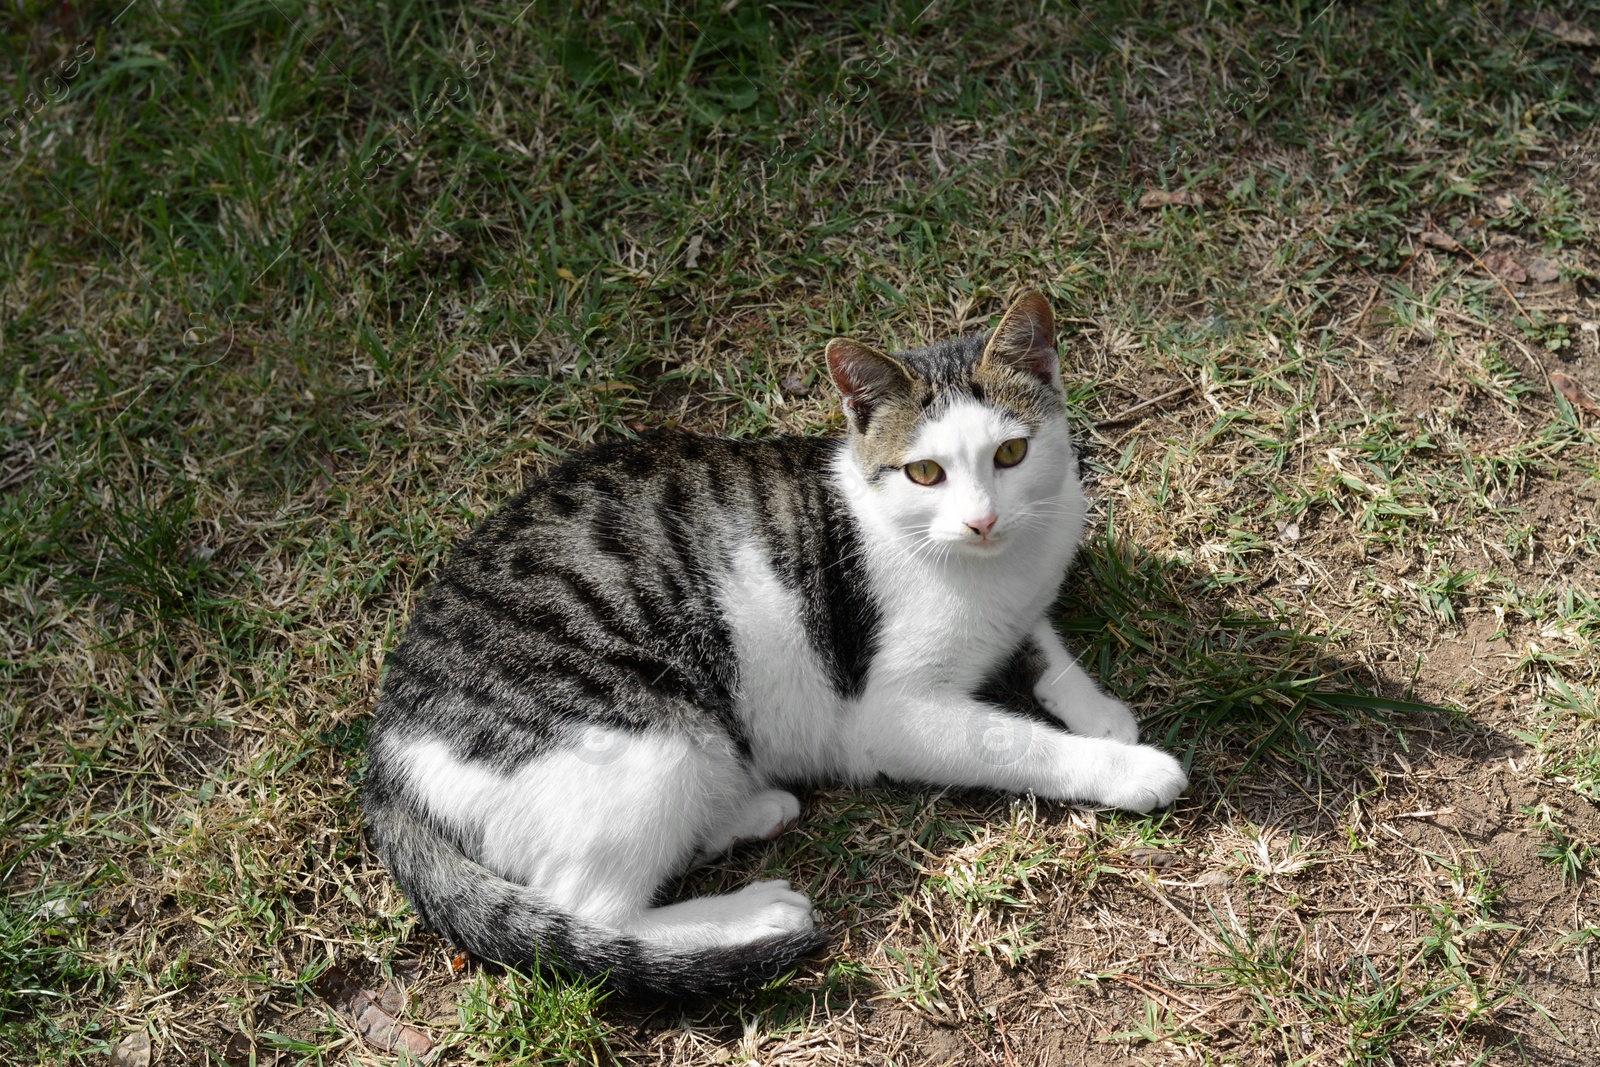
top-left (994, 438), bottom-right (1028, 468)
top-left (904, 459), bottom-right (945, 486)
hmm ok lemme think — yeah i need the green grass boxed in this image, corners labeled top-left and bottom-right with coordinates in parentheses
top-left (2, 0), bottom-right (1598, 1063)
top-left (1523, 802), bottom-right (1595, 884)
top-left (0, 885), bottom-right (98, 1023)
top-left (1524, 677), bottom-right (1600, 801)
top-left (450, 967), bottom-right (614, 1066)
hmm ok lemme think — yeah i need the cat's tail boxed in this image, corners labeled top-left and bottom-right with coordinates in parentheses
top-left (364, 795), bottom-right (828, 1000)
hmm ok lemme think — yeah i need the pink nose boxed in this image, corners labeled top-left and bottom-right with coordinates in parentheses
top-left (965, 512), bottom-right (997, 538)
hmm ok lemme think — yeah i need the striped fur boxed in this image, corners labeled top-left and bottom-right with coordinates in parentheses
top-left (364, 292), bottom-right (1188, 999)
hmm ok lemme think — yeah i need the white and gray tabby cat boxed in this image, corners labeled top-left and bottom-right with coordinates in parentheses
top-left (364, 292), bottom-right (1188, 999)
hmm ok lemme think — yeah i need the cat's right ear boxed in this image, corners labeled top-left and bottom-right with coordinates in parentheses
top-left (826, 339), bottom-right (912, 433)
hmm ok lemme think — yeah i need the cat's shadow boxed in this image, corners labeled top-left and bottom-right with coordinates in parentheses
top-left (644, 531), bottom-right (1481, 1033)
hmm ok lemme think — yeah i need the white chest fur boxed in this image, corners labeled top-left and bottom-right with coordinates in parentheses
top-left (863, 502), bottom-right (1077, 693)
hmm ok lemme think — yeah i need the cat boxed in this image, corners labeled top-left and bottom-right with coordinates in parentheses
top-left (362, 292), bottom-right (1189, 999)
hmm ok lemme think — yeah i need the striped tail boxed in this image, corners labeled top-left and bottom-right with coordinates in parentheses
top-left (364, 796), bottom-right (828, 1000)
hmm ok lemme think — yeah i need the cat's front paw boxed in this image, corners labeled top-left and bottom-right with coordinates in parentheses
top-left (1038, 688), bottom-right (1140, 745)
top-left (1096, 744), bottom-right (1188, 812)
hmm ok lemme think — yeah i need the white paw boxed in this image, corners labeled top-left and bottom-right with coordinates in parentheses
top-left (734, 879), bottom-right (814, 938)
top-left (1096, 744), bottom-right (1189, 812)
top-left (1039, 688), bottom-right (1141, 745)
top-left (748, 789), bottom-right (802, 840)
top-left (697, 791), bottom-right (802, 861)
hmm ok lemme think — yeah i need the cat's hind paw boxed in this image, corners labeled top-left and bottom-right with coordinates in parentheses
top-left (732, 879), bottom-right (815, 939)
top-left (737, 789), bottom-right (801, 842)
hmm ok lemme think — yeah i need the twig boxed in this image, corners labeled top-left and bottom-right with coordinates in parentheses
top-left (1428, 305), bottom-right (1552, 383)
top-left (959, 1027), bottom-right (1001, 1065)
top-left (1352, 281), bottom-right (1383, 331)
top-left (1417, 228), bottom-right (1536, 326)
top-left (1455, 242), bottom-right (1536, 326)
top-left (993, 1010), bottom-right (1017, 1067)
top-left (1173, 991), bottom-right (1248, 1036)
top-left (1094, 383), bottom-right (1196, 427)
top-left (1133, 875), bottom-right (1230, 956)
top-left (1098, 971), bottom-right (1244, 1038)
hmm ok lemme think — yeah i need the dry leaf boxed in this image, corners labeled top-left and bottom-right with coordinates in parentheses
top-left (1138, 188), bottom-right (1200, 209)
top-left (221, 1033), bottom-right (256, 1067)
top-left (450, 952), bottom-right (468, 973)
top-left (352, 997), bottom-right (431, 1056)
top-left (315, 965), bottom-right (362, 1007)
top-left (1420, 230), bottom-right (1462, 252)
top-left (110, 1030), bottom-right (151, 1067)
top-left (1526, 257), bottom-right (1561, 283)
top-left (315, 965), bottom-right (433, 1057)
top-left (684, 234), bottom-right (704, 269)
top-left (1550, 372), bottom-right (1600, 417)
top-left (375, 982), bottom-right (407, 1016)
top-left (1275, 519), bottom-right (1301, 542)
top-left (1480, 249), bottom-right (1526, 283)
top-left (1124, 847), bottom-right (1177, 868)
top-left (1526, 11), bottom-right (1599, 47)
top-left (781, 374), bottom-right (814, 396)
top-left (554, 267), bottom-right (576, 282)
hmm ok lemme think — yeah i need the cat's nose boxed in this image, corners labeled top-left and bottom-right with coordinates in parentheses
top-left (965, 512), bottom-right (997, 538)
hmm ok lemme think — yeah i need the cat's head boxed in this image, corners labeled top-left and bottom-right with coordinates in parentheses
top-left (827, 292), bottom-right (1075, 553)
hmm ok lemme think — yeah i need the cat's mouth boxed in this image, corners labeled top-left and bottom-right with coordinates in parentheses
top-left (956, 531), bottom-right (1008, 550)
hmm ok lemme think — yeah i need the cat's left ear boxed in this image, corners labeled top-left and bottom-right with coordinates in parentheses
top-left (980, 291), bottom-right (1059, 387)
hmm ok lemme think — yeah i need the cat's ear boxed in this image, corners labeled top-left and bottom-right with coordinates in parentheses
top-left (980, 291), bottom-right (1059, 387)
top-left (826, 338), bottom-right (912, 433)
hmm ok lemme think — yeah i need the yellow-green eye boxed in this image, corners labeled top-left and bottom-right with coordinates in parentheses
top-left (904, 459), bottom-right (945, 486)
top-left (994, 438), bottom-right (1028, 468)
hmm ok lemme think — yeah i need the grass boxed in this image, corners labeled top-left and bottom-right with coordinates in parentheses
top-left (1523, 802), bottom-right (1595, 884)
top-left (0, 884), bottom-right (98, 1022)
top-left (450, 967), bottom-right (614, 1065)
top-left (3, 0), bottom-right (1599, 1063)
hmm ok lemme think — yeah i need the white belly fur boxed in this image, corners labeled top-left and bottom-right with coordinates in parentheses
top-left (716, 536), bottom-right (844, 781)
top-left (400, 731), bottom-right (746, 921)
